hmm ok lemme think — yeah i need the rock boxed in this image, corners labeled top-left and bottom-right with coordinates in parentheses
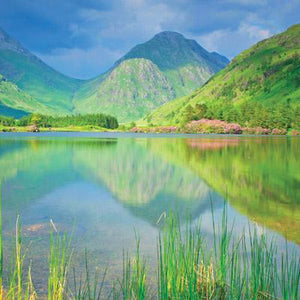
top-left (27, 125), bottom-right (40, 132)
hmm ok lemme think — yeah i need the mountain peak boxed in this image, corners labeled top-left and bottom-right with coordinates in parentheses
top-left (153, 31), bottom-right (185, 40)
top-left (115, 31), bottom-right (229, 71)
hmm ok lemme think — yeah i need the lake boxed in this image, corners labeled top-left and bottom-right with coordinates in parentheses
top-left (0, 132), bottom-right (299, 293)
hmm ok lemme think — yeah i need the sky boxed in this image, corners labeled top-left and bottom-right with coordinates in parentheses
top-left (0, 0), bottom-right (299, 79)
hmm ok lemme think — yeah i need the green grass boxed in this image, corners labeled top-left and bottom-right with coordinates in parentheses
top-left (0, 125), bottom-right (112, 132)
top-left (0, 181), bottom-right (299, 299)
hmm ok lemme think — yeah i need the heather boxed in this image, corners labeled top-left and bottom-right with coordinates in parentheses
top-left (131, 125), bottom-right (178, 133)
top-left (184, 119), bottom-right (242, 134)
top-left (131, 119), bottom-right (298, 135)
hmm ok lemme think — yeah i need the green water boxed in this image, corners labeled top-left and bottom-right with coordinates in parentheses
top-left (0, 132), bottom-right (299, 292)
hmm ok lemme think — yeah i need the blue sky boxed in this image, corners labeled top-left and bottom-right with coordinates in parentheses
top-left (0, 0), bottom-right (299, 79)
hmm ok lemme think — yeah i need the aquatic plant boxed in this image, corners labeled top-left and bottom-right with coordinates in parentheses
top-left (117, 239), bottom-right (148, 299)
top-left (156, 209), bottom-right (300, 299)
top-left (72, 250), bottom-right (107, 300)
top-left (0, 178), bottom-right (299, 299)
top-left (48, 224), bottom-right (72, 300)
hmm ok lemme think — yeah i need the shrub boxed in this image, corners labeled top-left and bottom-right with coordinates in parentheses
top-left (271, 128), bottom-right (287, 135)
top-left (184, 119), bottom-right (242, 134)
top-left (290, 129), bottom-right (300, 136)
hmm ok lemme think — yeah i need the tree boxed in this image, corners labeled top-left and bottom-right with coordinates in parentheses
top-left (194, 103), bottom-right (208, 119)
top-left (30, 114), bottom-right (42, 126)
top-left (182, 105), bottom-right (195, 124)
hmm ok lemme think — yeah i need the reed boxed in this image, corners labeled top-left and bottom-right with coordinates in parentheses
top-left (2, 215), bottom-right (37, 300)
top-left (73, 249), bottom-right (107, 300)
top-left (156, 210), bottom-right (300, 299)
top-left (48, 224), bottom-right (72, 300)
top-left (115, 237), bottom-right (148, 299)
top-left (0, 177), bottom-right (299, 299)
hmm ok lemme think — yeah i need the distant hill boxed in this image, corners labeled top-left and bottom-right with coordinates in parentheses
top-left (0, 28), bottom-right (83, 115)
top-left (0, 103), bottom-right (28, 118)
top-left (146, 24), bottom-right (300, 129)
top-left (0, 73), bottom-right (50, 117)
top-left (74, 58), bottom-right (176, 121)
top-left (74, 31), bottom-right (229, 121)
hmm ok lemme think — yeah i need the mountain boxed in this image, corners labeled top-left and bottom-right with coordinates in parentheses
top-left (74, 31), bottom-right (229, 121)
top-left (0, 28), bottom-right (228, 121)
top-left (115, 31), bottom-right (229, 95)
top-left (146, 25), bottom-right (300, 126)
top-left (0, 73), bottom-right (49, 117)
top-left (0, 28), bottom-right (83, 114)
top-left (0, 103), bottom-right (27, 118)
top-left (74, 58), bottom-right (176, 121)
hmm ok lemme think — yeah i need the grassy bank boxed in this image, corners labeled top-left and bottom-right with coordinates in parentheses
top-left (0, 185), bottom-right (299, 299)
top-left (1, 124), bottom-right (300, 135)
top-left (0, 125), bottom-right (114, 133)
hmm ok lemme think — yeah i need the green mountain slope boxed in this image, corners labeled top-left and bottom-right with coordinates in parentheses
top-left (0, 73), bottom-right (51, 117)
top-left (115, 31), bottom-right (229, 96)
top-left (74, 58), bottom-right (176, 121)
top-left (0, 103), bottom-right (27, 118)
top-left (74, 31), bottom-right (229, 121)
top-left (147, 24), bottom-right (300, 126)
top-left (0, 28), bottom-right (83, 114)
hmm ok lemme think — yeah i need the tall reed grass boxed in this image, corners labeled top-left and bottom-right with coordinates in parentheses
top-left (0, 180), bottom-right (299, 299)
top-left (156, 209), bottom-right (300, 299)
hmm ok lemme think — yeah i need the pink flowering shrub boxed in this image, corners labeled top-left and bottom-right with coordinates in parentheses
top-left (250, 127), bottom-right (271, 135)
top-left (131, 126), bottom-right (178, 133)
top-left (242, 127), bottom-right (256, 134)
top-left (132, 121), bottom-right (288, 135)
top-left (155, 126), bottom-right (178, 133)
top-left (290, 129), bottom-right (300, 136)
top-left (271, 128), bottom-right (287, 135)
top-left (184, 119), bottom-right (242, 134)
top-left (131, 127), bottom-right (140, 133)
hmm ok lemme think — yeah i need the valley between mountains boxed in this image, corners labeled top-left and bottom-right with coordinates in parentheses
top-left (0, 29), bottom-right (228, 122)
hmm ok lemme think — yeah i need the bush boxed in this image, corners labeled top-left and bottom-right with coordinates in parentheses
top-left (290, 129), bottom-right (300, 136)
top-left (271, 128), bottom-right (287, 135)
top-left (131, 126), bottom-right (178, 133)
top-left (184, 119), bottom-right (242, 134)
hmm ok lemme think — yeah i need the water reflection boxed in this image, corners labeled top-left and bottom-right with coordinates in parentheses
top-left (1, 133), bottom-right (299, 293)
top-left (148, 136), bottom-right (300, 243)
top-left (0, 135), bottom-right (299, 244)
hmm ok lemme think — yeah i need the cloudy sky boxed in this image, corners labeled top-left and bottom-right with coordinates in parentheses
top-left (0, 0), bottom-right (299, 79)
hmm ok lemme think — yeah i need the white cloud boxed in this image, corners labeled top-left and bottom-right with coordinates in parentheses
top-left (35, 46), bottom-right (123, 79)
top-left (195, 22), bottom-right (272, 59)
top-left (70, 0), bottom-right (186, 46)
top-left (1, 0), bottom-right (299, 78)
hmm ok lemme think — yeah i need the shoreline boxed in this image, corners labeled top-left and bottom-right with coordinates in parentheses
top-left (1, 127), bottom-right (299, 136)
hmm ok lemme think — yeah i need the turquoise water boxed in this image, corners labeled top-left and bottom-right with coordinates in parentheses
top-left (0, 132), bottom-right (299, 292)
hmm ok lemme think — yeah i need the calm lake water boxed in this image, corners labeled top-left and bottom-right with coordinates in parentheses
top-left (0, 132), bottom-right (299, 292)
